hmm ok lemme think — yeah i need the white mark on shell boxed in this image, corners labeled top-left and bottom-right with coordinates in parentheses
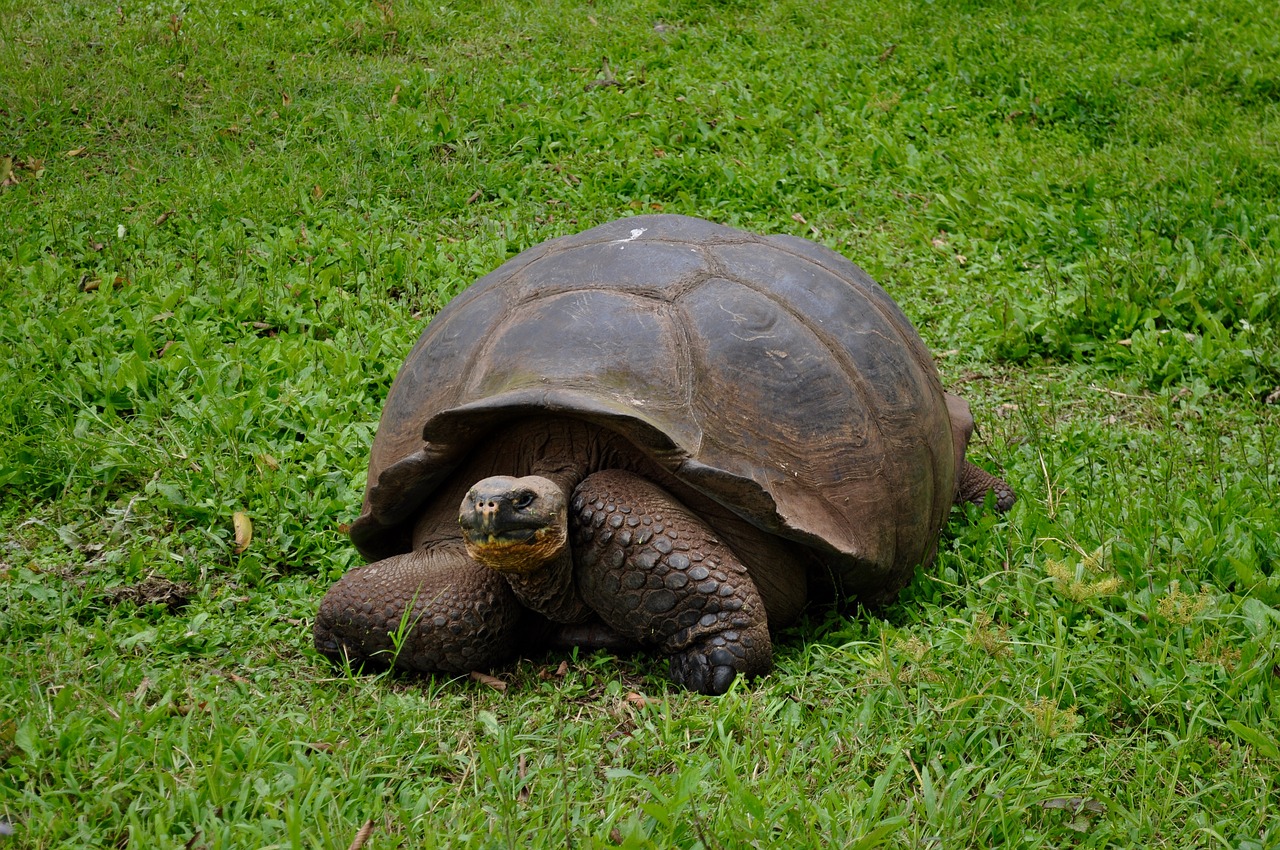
top-left (611, 228), bottom-right (647, 244)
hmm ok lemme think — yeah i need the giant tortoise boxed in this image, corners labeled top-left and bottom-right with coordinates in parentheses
top-left (314, 214), bottom-right (1014, 694)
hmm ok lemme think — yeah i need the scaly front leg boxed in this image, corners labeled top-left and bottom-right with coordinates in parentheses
top-left (570, 470), bottom-right (773, 695)
top-left (314, 544), bottom-right (525, 674)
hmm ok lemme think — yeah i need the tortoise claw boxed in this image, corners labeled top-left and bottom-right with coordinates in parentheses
top-left (668, 646), bottom-right (738, 695)
top-left (667, 634), bottom-right (760, 695)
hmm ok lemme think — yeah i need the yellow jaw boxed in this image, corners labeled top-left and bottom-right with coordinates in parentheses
top-left (464, 524), bottom-right (567, 575)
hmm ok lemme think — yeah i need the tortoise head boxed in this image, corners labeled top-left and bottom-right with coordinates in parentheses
top-left (459, 476), bottom-right (568, 574)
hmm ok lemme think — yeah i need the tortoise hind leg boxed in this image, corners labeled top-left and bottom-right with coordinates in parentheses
top-left (957, 459), bottom-right (1016, 512)
top-left (314, 545), bottom-right (525, 675)
top-left (945, 392), bottom-right (1017, 512)
top-left (570, 470), bottom-right (772, 695)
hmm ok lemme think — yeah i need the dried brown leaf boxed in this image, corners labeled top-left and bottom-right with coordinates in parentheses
top-left (624, 691), bottom-right (658, 708)
top-left (233, 512), bottom-right (253, 554)
top-left (538, 660), bottom-right (569, 680)
top-left (469, 671), bottom-right (507, 692)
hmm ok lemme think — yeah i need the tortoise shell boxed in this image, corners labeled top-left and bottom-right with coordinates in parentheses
top-left (349, 215), bottom-right (955, 604)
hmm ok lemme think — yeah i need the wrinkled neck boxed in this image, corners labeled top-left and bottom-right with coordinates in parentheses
top-left (502, 548), bottom-right (591, 624)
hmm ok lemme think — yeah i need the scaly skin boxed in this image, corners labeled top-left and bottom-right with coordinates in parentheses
top-left (957, 460), bottom-right (1017, 512)
top-left (570, 470), bottom-right (772, 695)
top-left (313, 545), bottom-right (523, 674)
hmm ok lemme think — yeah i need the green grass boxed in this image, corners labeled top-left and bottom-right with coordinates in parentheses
top-left (2, 0), bottom-right (1279, 846)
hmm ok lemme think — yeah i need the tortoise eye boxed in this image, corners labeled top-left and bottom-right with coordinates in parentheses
top-left (512, 491), bottom-right (536, 510)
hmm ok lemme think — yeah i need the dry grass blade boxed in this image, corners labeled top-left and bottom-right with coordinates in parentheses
top-left (469, 671), bottom-right (507, 692)
top-left (347, 819), bottom-right (374, 850)
top-left (517, 754), bottom-right (530, 803)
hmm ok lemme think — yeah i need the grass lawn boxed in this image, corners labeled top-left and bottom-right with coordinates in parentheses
top-left (2, 0), bottom-right (1279, 846)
